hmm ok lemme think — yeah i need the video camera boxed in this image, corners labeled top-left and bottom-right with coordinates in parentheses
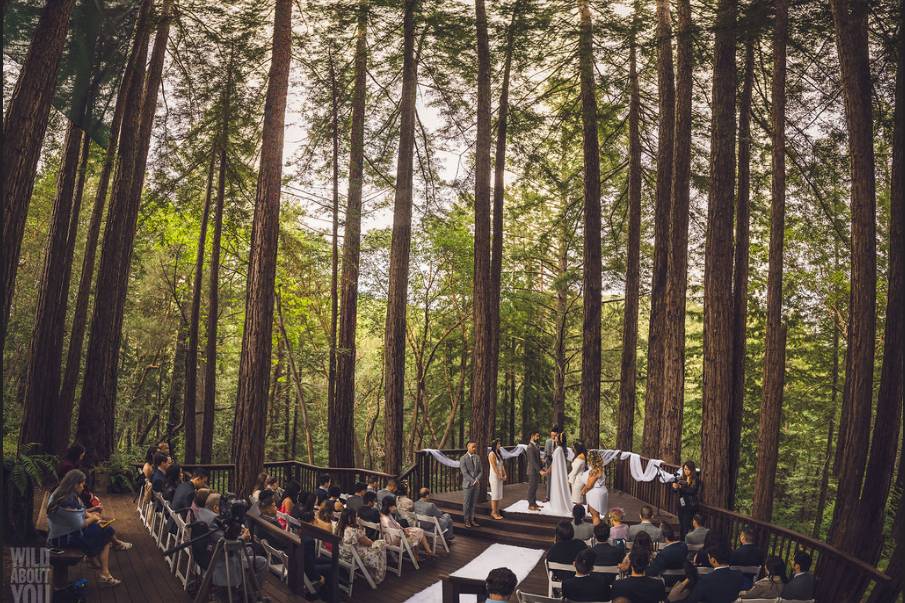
top-left (214, 494), bottom-right (249, 540)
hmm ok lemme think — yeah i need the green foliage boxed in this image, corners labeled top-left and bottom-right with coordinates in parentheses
top-left (3, 444), bottom-right (58, 495)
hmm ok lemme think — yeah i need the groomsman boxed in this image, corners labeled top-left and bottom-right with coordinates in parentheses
top-left (526, 430), bottom-right (547, 511)
top-left (459, 440), bottom-right (483, 528)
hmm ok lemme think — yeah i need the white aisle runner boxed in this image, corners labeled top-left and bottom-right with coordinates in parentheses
top-left (402, 543), bottom-right (545, 603)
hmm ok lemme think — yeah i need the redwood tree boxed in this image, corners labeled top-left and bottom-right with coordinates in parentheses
top-left (333, 0), bottom-right (368, 469)
top-left (2, 0), bottom-right (78, 343)
top-left (384, 0), bottom-right (419, 474)
top-left (231, 0), bottom-right (293, 496)
top-left (642, 0), bottom-right (675, 458)
top-left (700, 0), bottom-right (737, 508)
top-left (577, 0), bottom-right (602, 449)
top-left (752, 0), bottom-right (788, 521)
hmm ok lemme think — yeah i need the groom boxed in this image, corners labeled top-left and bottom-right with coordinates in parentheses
top-left (526, 430), bottom-right (548, 511)
top-left (460, 440), bottom-right (483, 528)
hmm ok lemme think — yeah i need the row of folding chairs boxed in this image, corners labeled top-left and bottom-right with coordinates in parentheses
top-left (136, 482), bottom-right (202, 591)
top-left (518, 594), bottom-right (814, 603)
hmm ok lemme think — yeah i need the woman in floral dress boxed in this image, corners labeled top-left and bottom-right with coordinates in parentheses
top-left (379, 496), bottom-right (434, 557)
top-left (336, 508), bottom-right (386, 584)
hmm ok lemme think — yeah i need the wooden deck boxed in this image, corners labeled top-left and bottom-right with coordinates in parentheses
top-left (4, 494), bottom-right (549, 602)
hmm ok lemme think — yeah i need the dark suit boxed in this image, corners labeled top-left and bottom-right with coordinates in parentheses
top-left (781, 572), bottom-right (816, 600)
top-left (685, 566), bottom-right (746, 603)
top-left (648, 540), bottom-right (688, 584)
top-left (562, 574), bottom-right (611, 602)
top-left (316, 487), bottom-right (329, 503)
top-left (358, 506), bottom-right (381, 540)
top-left (610, 575), bottom-right (664, 603)
top-left (302, 535), bottom-right (335, 602)
top-left (591, 542), bottom-right (624, 565)
top-left (346, 494), bottom-right (363, 511)
top-left (167, 481), bottom-right (196, 533)
top-left (526, 441), bottom-right (543, 507)
top-left (547, 539), bottom-right (588, 581)
top-left (730, 543), bottom-right (765, 567)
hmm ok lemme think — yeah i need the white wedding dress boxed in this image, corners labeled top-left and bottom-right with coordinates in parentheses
top-left (548, 445), bottom-right (572, 515)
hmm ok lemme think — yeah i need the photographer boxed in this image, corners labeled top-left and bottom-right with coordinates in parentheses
top-left (671, 460), bottom-right (700, 538)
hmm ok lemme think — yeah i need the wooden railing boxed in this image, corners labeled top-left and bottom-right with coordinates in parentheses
top-left (412, 447), bottom-right (526, 496)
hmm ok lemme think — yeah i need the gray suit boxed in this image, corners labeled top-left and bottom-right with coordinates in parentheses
top-left (460, 453), bottom-right (482, 523)
top-left (628, 521), bottom-right (662, 542)
top-left (544, 438), bottom-right (555, 468)
top-left (414, 498), bottom-right (454, 539)
top-left (526, 441), bottom-right (543, 506)
top-left (685, 526), bottom-right (709, 546)
top-left (781, 572), bottom-right (816, 600)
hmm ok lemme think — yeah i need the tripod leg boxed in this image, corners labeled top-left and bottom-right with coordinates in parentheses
top-left (194, 540), bottom-right (221, 603)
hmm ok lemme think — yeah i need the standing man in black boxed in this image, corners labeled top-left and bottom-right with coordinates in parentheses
top-left (526, 430), bottom-right (547, 511)
top-left (543, 426), bottom-right (560, 503)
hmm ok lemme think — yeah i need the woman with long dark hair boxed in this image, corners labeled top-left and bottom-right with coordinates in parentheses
top-left (671, 460), bottom-right (700, 537)
top-left (568, 441), bottom-right (588, 504)
top-left (488, 439), bottom-right (507, 519)
top-left (740, 556), bottom-right (787, 599)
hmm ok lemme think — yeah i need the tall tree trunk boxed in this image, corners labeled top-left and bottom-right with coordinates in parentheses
top-left (577, 0), bottom-right (602, 449)
top-left (660, 0), bottom-right (693, 465)
top-left (328, 46), bottom-right (340, 451)
top-left (75, 0), bottom-right (166, 462)
top-left (471, 0), bottom-right (494, 495)
top-left (184, 150), bottom-right (216, 463)
top-left (58, 28), bottom-right (139, 445)
top-left (201, 67), bottom-right (232, 464)
top-left (20, 124), bottom-right (87, 452)
top-left (488, 0), bottom-right (523, 444)
top-left (384, 0), bottom-right (419, 475)
top-left (642, 0), bottom-right (676, 458)
top-left (231, 0), bottom-right (292, 496)
top-left (812, 324), bottom-right (838, 539)
top-left (700, 0), bottom-right (737, 508)
top-left (618, 2), bottom-right (642, 456)
top-left (752, 2), bottom-right (788, 521)
top-left (826, 0), bottom-right (879, 564)
top-left (727, 37), bottom-right (755, 510)
top-left (2, 0), bottom-right (78, 341)
top-left (553, 207), bottom-right (569, 428)
top-left (167, 320), bottom-right (188, 454)
top-left (276, 294), bottom-right (315, 463)
top-left (333, 0), bottom-right (368, 469)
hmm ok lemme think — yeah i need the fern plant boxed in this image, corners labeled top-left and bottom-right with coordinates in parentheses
top-left (3, 443), bottom-right (57, 544)
top-left (3, 443), bottom-right (57, 494)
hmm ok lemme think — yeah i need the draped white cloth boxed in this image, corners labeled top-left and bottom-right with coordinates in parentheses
top-left (547, 446), bottom-right (572, 515)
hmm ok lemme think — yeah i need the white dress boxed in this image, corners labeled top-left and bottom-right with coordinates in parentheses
top-left (583, 469), bottom-right (608, 516)
top-left (569, 455), bottom-right (588, 504)
top-left (548, 446), bottom-right (572, 515)
top-left (488, 453), bottom-right (505, 501)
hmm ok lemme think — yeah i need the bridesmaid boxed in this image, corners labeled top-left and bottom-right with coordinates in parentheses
top-left (488, 439), bottom-right (507, 520)
top-left (580, 450), bottom-right (609, 526)
top-left (568, 442), bottom-right (588, 504)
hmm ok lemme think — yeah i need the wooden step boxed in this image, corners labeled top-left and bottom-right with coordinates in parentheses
top-left (436, 503), bottom-right (555, 538)
top-left (447, 519), bottom-right (551, 548)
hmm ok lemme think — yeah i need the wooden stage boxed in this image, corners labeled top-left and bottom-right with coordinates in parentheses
top-left (4, 493), bottom-right (549, 602)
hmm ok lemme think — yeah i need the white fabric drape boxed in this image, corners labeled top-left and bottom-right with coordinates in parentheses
top-left (422, 449), bottom-right (462, 468)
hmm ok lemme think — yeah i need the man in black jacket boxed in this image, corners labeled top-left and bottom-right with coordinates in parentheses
top-left (610, 548), bottom-right (664, 603)
top-left (167, 468), bottom-right (209, 533)
top-left (590, 523), bottom-right (625, 566)
top-left (781, 551), bottom-right (816, 600)
top-left (357, 491), bottom-right (381, 540)
top-left (648, 523), bottom-right (688, 585)
top-left (685, 545), bottom-right (746, 603)
top-left (526, 430), bottom-right (546, 510)
top-left (562, 549), bottom-right (610, 602)
top-left (730, 526), bottom-right (765, 588)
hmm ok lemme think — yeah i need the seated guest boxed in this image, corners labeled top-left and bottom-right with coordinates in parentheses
top-left (168, 468), bottom-right (209, 532)
top-left (684, 545), bottom-right (746, 603)
top-left (610, 548), bottom-right (664, 603)
top-left (740, 556), bottom-right (786, 599)
top-left (250, 472), bottom-right (269, 504)
top-left (563, 549), bottom-right (611, 602)
top-left (265, 476), bottom-right (282, 499)
top-left (315, 501), bottom-right (335, 533)
top-left (414, 487), bottom-right (454, 541)
top-left (648, 523), bottom-right (689, 582)
top-left (298, 509), bottom-right (336, 601)
top-left (346, 482), bottom-right (367, 511)
top-left (546, 520), bottom-right (589, 582)
top-left (316, 474), bottom-right (332, 503)
top-left (395, 484), bottom-right (416, 526)
top-left (379, 496), bottom-right (433, 557)
top-left (685, 514), bottom-right (709, 547)
top-left (571, 504), bottom-right (595, 542)
top-left (162, 463), bottom-right (182, 501)
top-left (336, 508), bottom-right (387, 584)
top-left (591, 522), bottom-right (624, 565)
top-left (190, 489), bottom-right (211, 521)
top-left (141, 446), bottom-right (158, 481)
top-left (781, 551), bottom-right (815, 601)
top-left (257, 490), bottom-right (281, 530)
top-left (485, 567), bottom-right (518, 602)
top-left (157, 440), bottom-right (171, 457)
top-left (327, 485), bottom-right (345, 513)
top-left (150, 452), bottom-right (171, 494)
top-left (608, 507), bottom-right (629, 542)
top-left (358, 491), bottom-right (381, 539)
top-left (694, 531), bottom-right (729, 567)
top-left (366, 477), bottom-right (379, 493)
top-left (196, 493), bottom-right (222, 527)
top-left (278, 480), bottom-right (302, 527)
top-left (668, 561), bottom-right (701, 601)
top-left (47, 470), bottom-right (125, 586)
top-left (730, 526), bottom-right (765, 566)
top-left (628, 505), bottom-right (662, 542)
top-left (57, 445), bottom-right (94, 505)
top-left (376, 479), bottom-right (398, 506)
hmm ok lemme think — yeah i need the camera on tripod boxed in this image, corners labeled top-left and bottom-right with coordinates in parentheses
top-left (214, 494), bottom-right (249, 540)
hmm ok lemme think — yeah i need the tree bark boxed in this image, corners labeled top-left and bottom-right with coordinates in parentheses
top-left (577, 0), bottom-right (602, 449)
top-left (167, 320), bottom-right (188, 455)
top-left (231, 0), bottom-right (292, 495)
top-left (700, 0), bottom-right (737, 508)
top-left (642, 0), bottom-right (675, 458)
top-left (58, 27), bottom-right (139, 445)
top-left (276, 294), bottom-right (314, 463)
top-left (618, 3), bottom-right (642, 456)
top-left (200, 67), bottom-right (232, 464)
top-left (553, 205), bottom-right (569, 429)
top-left (328, 45), bottom-right (340, 455)
top-left (333, 0), bottom-right (368, 469)
top-left (184, 149), bottom-right (216, 463)
top-left (727, 37), bottom-right (755, 509)
top-left (471, 0), bottom-right (494, 493)
top-left (2, 0), bottom-right (78, 342)
top-left (826, 0), bottom-right (879, 561)
top-left (75, 0), bottom-right (165, 462)
top-left (751, 2), bottom-right (788, 521)
top-left (660, 0), bottom-right (693, 465)
top-left (383, 0), bottom-right (419, 475)
top-left (20, 124), bottom-right (88, 452)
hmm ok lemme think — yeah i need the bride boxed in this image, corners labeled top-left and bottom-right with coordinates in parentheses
top-left (547, 431), bottom-right (572, 515)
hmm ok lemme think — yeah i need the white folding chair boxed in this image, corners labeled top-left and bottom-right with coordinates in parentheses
top-left (591, 564), bottom-right (622, 578)
top-left (162, 508), bottom-right (182, 571)
top-left (545, 560), bottom-right (574, 597)
top-left (259, 538), bottom-right (289, 582)
top-left (416, 513), bottom-right (450, 554)
top-left (731, 564), bottom-right (762, 576)
top-left (276, 510), bottom-right (302, 532)
top-left (734, 599), bottom-right (778, 603)
top-left (171, 513), bottom-right (193, 587)
top-left (363, 518), bottom-right (419, 576)
top-left (155, 499), bottom-right (174, 551)
top-left (517, 589), bottom-right (565, 603)
top-left (778, 600), bottom-right (815, 603)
